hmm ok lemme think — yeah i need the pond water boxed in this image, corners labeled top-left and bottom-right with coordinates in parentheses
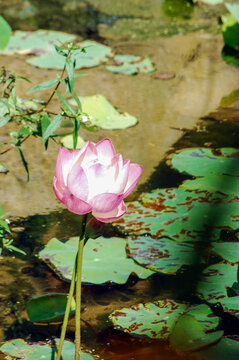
top-left (0, 1), bottom-right (239, 359)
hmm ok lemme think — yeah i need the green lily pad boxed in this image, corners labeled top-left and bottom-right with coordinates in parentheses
top-left (26, 293), bottom-right (76, 323)
top-left (180, 175), bottom-right (239, 195)
top-left (0, 16), bottom-right (11, 50)
top-left (106, 55), bottom-right (155, 75)
top-left (126, 235), bottom-right (200, 274)
top-left (38, 236), bottom-right (154, 284)
top-left (60, 134), bottom-right (85, 149)
top-left (194, 337), bottom-right (239, 360)
top-left (115, 188), bottom-right (239, 242)
top-left (110, 301), bottom-right (219, 340)
top-left (0, 30), bottom-right (76, 55)
top-left (212, 242), bottom-right (239, 263)
top-left (171, 148), bottom-right (239, 177)
top-left (169, 314), bottom-right (223, 352)
top-left (70, 94), bottom-right (137, 129)
top-left (27, 40), bottom-right (113, 69)
top-left (197, 263), bottom-right (239, 315)
top-left (0, 338), bottom-right (95, 360)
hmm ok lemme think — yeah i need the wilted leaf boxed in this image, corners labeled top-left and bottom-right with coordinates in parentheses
top-left (110, 301), bottom-right (219, 340)
top-left (0, 338), bottom-right (95, 360)
top-left (38, 236), bottom-right (154, 284)
top-left (106, 55), bottom-right (155, 75)
top-left (70, 94), bottom-right (137, 129)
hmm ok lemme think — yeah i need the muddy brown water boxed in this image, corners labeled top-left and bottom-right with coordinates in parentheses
top-left (1, 2), bottom-right (239, 359)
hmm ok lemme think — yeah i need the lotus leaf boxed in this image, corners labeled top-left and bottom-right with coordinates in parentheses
top-left (180, 174), bottom-right (239, 195)
top-left (70, 94), bottom-right (137, 129)
top-left (194, 337), bottom-right (239, 360)
top-left (38, 236), bottom-right (154, 284)
top-left (27, 293), bottom-right (76, 323)
top-left (169, 314), bottom-right (223, 352)
top-left (225, 3), bottom-right (239, 24)
top-left (212, 242), bottom-right (239, 263)
top-left (0, 338), bottom-right (95, 360)
top-left (171, 148), bottom-right (239, 177)
top-left (110, 300), bottom-right (219, 340)
top-left (197, 263), bottom-right (239, 315)
top-left (0, 30), bottom-right (76, 55)
top-left (27, 40), bottom-right (113, 70)
top-left (126, 235), bottom-right (200, 274)
top-left (106, 55), bottom-right (155, 75)
top-left (115, 188), bottom-right (239, 242)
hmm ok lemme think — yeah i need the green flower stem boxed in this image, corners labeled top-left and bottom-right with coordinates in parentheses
top-left (75, 214), bottom-right (88, 360)
top-left (56, 255), bottom-right (77, 360)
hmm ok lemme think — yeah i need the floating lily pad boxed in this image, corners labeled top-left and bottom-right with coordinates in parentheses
top-left (212, 242), bottom-right (239, 263)
top-left (38, 236), bottom-right (154, 285)
top-left (27, 40), bottom-right (113, 69)
top-left (70, 94), bottom-right (137, 129)
top-left (127, 235), bottom-right (199, 274)
top-left (0, 30), bottom-right (76, 55)
top-left (110, 300), bottom-right (219, 340)
top-left (180, 175), bottom-right (239, 195)
top-left (0, 338), bottom-right (95, 360)
top-left (27, 293), bottom-right (76, 323)
top-left (106, 55), bottom-right (155, 75)
top-left (169, 314), bottom-right (223, 352)
top-left (60, 134), bottom-right (85, 149)
top-left (194, 337), bottom-right (239, 360)
top-left (115, 188), bottom-right (239, 242)
top-left (171, 148), bottom-right (239, 177)
top-left (197, 263), bottom-right (239, 316)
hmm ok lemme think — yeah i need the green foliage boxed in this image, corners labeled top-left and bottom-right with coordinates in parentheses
top-left (0, 206), bottom-right (26, 256)
top-left (38, 236), bottom-right (154, 284)
top-left (110, 301), bottom-right (219, 340)
top-left (0, 338), bottom-right (95, 360)
top-left (194, 337), bottom-right (239, 360)
top-left (0, 16), bottom-right (11, 50)
top-left (27, 293), bottom-right (76, 323)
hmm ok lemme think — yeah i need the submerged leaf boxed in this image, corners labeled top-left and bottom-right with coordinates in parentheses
top-left (106, 55), bottom-right (155, 75)
top-left (38, 236), bottom-right (154, 284)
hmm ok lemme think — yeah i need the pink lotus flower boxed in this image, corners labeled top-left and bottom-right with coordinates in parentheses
top-left (53, 138), bottom-right (142, 222)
